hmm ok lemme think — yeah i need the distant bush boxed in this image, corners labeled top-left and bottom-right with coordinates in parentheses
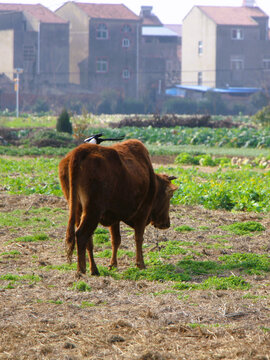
top-left (175, 152), bottom-right (200, 165)
top-left (96, 99), bottom-right (112, 114)
top-left (56, 109), bottom-right (72, 134)
top-left (251, 91), bottom-right (269, 109)
top-left (119, 99), bottom-right (145, 114)
top-left (253, 105), bottom-right (270, 127)
top-left (163, 98), bottom-right (197, 114)
top-left (32, 99), bottom-right (50, 113)
top-left (162, 93), bottom-right (249, 116)
top-left (25, 129), bottom-right (74, 148)
top-left (175, 153), bottom-right (230, 167)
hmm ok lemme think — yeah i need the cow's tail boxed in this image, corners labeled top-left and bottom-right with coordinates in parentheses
top-left (65, 154), bottom-right (79, 263)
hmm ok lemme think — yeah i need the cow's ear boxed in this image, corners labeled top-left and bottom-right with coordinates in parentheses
top-left (168, 175), bottom-right (177, 181)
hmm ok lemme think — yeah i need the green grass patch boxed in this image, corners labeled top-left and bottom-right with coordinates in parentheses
top-left (121, 264), bottom-right (191, 282)
top-left (95, 249), bottom-right (135, 259)
top-left (47, 299), bottom-right (63, 305)
top-left (93, 230), bottom-right (110, 245)
top-left (202, 275), bottom-right (250, 290)
top-left (95, 249), bottom-right (112, 258)
top-left (210, 235), bottom-right (230, 242)
top-left (0, 208), bottom-right (67, 235)
top-left (81, 301), bottom-right (96, 308)
top-left (72, 281), bottom-right (92, 292)
top-left (0, 250), bottom-right (21, 258)
top-left (146, 241), bottom-right (200, 265)
top-left (260, 327), bottom-right (270, 333)
top-left (14, 233), bottom-right (49, 242)
top-left (43, 263), bottom-right (78, 272)
top-left (173, 275), bottom-right (250, 291)
top-left (174, 225), bottom-right (195, 232)
top-left (219, 253), bottom-right (270, 274)
top-left (0, 273), bottom-right (41, 281)
top-left (243, 293), bottom-right (268, 300)
top-left (176, 259), bottom-right (221, 276)
top-left (40, 249), bottom-right (269, 286)
top-left (0, 115), bottom-right (56, 128)
top-left (0, 273), bottom-right (41, 289)
top-left (220, 221), bottom-right (266, 235)
top-left (42, 263), bottom-right (120, 279)
top-left (198, 226), bottom-right (210, 231)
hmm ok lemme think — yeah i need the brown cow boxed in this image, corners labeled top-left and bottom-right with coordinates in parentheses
top-left (59, 139), bottom-right (177, 276)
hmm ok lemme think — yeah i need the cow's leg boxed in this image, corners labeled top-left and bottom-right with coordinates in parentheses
top-left (134, 225), bottom-right (146, 269)
top-left (75, 213), bottom-right (99, 276)
top-left (86, 235), bottom-right (99, 276)
top-left (66, 216), bottom-right (76, 264)
top-left (66, 203), bottom-right (82, 264)
top-left (109, 222), bottom-right (121, 269)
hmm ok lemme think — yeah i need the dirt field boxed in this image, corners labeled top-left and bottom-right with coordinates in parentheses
top-left (0, 188), bottom-right (270, 359)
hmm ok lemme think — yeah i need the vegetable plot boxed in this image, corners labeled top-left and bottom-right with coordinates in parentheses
top-left (1, 157), bottom-right (269, 212)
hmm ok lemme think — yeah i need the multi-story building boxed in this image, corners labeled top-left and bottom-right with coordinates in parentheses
top-left (56, 2), bottom-right (141, 99)
top-left (182, 1), bottom-right (270, 89)
top-left (0, 3), bottom-right (69, 92)
top-left (140, 6), bottom-right (181, 97)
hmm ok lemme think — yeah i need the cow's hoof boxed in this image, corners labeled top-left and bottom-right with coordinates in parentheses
top-left (75, 272), bottom-right (85, 279)
top-left (136, 263), bottom-right (146, 270)
top-left (91, 268), bottom-right (100, 276)
top-left (108, 264), bottom-right (117, 270)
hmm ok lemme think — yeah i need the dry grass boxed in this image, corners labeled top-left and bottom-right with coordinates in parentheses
top-left (0, 191), bottom-right (270, 360)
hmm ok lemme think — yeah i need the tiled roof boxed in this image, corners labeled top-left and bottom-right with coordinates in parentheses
top-left (165, 24), bottom-right (182, 37)
top-left (198, 6), bottom-right (268, 26)
top-left (75, 3), bottom-right (139, 20)
top-left (141, 15), bottom-right (162, 26)
top-left (0, 3), bottom-right (67, 23)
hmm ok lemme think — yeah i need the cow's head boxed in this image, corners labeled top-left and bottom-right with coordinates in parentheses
top-left (150, 174), bottom-right (178, 229)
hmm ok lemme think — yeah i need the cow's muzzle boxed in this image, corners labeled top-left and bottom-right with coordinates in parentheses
top-left (152, 220), bottom-right (170, 229)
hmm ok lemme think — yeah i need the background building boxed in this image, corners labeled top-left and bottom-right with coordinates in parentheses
top-left (56, 2), bottom-right (141, 99)
top-left (140, 6), bottom-right (181, 101)
top-left (0, 3), bottom-right (69, 93)
top-left (181, 1), bottom-right (270, 89)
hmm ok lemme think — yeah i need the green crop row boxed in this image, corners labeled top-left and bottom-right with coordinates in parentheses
top-left (2, 125), bottom-right (270, 149)
top-left (1, 157), bottom-right (270, 212)
top-left (0, 157), bottom-right (61, 196)
top-left (84, 126), bottom-right (270, 148)
top-left (165, 166), bottom-right (270, 212)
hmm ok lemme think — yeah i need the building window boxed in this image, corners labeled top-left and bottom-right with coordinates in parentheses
top-left (96, 59), bottom-right (108, 73)
top-left (263, 59), bottom-right (270, 70)
top-left (231, 56), bottom-right (244, 70)
top-left (198, 40), bottom-right (203, 55)
top-left (159, 37), bottom-right (174, 43)
top-left (122, 69), bottom-right (131, 79)
top-left (122, 38), bottom-right (130, 48)
top-left (231, 29), bottom-right (244, 40)
top-left (122, 24), bottom-right (132, 33)
top-left (198, 72), bottom-right (202, 85)
top-left (145, 37), bottom-right (153, 43)
top-left (96, 24), bottom-right (108, 39)
top-left (24, 45), bottom-right (35, 61)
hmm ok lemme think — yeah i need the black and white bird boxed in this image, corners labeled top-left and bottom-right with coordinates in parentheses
top-left (84, 133), bottom-right (124, 144)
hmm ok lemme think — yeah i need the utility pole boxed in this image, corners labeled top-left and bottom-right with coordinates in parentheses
top-left (14, 68), bottom-right (23, 118)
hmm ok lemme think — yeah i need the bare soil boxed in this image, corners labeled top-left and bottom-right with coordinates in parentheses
top-left (0, 188), bottom-right (270, 359)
